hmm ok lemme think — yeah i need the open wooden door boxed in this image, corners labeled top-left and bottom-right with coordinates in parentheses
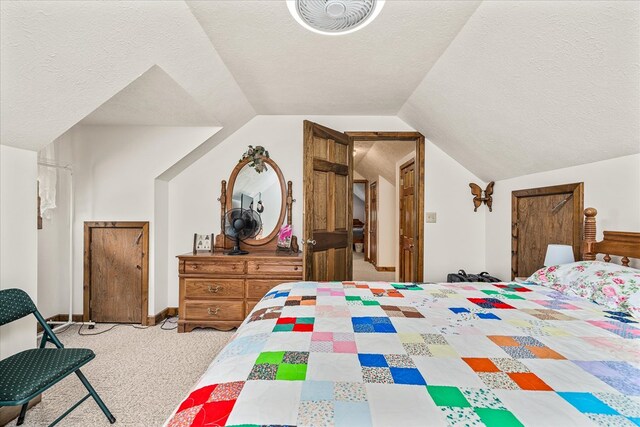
top-left (303, 121), bottom-right (353, 281)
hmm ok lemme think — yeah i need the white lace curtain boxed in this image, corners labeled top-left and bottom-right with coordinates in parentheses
top-left (38, 144), bottom-right (57, 219)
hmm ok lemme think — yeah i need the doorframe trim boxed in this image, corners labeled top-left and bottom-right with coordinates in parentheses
top-left (354, 179), bottom-right (369, 261)
top-left (511, 182), bottom-right (584, 280)
top-left (83, 221), bottom-right (150, 325)
top-left (345, 131), bottom-right (425, 282)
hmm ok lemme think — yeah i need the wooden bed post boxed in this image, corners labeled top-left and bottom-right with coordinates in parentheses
top-left (582, 207), bottom-right (597, 261)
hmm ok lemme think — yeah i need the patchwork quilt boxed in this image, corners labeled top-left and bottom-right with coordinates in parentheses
top-left (166, 281), bottom-right (640, 427)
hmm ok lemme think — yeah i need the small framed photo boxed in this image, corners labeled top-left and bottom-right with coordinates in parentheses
top-left (193, 233), bottom-right (214, 254)
top-left (276, 225), bottom-right (292, 252)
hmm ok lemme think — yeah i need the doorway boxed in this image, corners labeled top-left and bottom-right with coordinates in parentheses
top-left (348, 132), bottom-right (425, 282)
top-left (83, 221), bottom-right (149, 324)
top-left (302, 122), bottom-right (425, 282)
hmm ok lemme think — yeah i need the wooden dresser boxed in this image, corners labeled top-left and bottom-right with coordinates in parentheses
top-left (176, 250), bottom-right (302, 332)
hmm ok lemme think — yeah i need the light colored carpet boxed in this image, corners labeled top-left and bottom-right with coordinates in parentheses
top-left (9, 321), bottom-right (233, 427)
top-left (352, 251), bottom-right (396, 282)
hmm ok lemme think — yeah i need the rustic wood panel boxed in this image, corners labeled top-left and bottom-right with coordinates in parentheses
top-left (313, 171), bottom-right (328, 231)
top-left (303, 120), bottom-right (353, 281)
top-left (512, 183), bottom-right (583, 279)
top-left (313, 158), bottom-right (349, 175)
top-left (335, 174), bottom-right (348, 230)
top-left (84, 222), bottom-right (149, 325)
top-left (313, 137), bottom-right (328, 159)
top-left (313, 251), bottom-right (328, 281)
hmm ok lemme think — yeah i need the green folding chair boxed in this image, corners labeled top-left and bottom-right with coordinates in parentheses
top-left (0, 288), bottom-right (116, 426)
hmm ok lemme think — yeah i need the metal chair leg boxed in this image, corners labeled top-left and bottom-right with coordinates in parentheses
top-left (16, 403), bottom-right (28, 425)
top-left (75, 370), bottom-right (116, 424)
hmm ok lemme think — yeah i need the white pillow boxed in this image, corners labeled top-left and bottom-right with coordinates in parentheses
top-left (527, 261), bottom-right (640, 319)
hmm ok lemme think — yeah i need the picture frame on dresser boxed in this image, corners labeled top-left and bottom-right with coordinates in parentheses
top-left (177, 155), bottom-right (300, 332)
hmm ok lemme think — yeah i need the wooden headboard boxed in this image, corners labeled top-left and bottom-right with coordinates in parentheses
top-left (582, 207), bottom-right (640, 266)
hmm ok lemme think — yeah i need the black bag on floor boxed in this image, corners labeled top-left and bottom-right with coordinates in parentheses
top-left (476, 272), bottom-right (502, 283)
top-left (447, 270), bottom-right (502, 283)
top-left (447, 270), bottom-right (475, 282)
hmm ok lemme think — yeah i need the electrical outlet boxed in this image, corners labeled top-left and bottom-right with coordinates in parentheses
top-left (425, 212), bottom-right (437, 223)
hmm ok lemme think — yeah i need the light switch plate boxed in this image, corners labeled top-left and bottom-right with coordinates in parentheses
top-left (425, 212), bottom-right (437, 223)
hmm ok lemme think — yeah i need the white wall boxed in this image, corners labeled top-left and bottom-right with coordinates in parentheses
top-left (376, 176), bottom-right (396, 268)
top-left (168, 115), bottom-right (414, 305)
top-left (0, 145), bottom-right (38, 358)
top-left (486, 154), bottom-right (640, 279)
top-left (423, 141), bottom-right (487, 282)
top-left (38, 125), bottom-right (219, 319)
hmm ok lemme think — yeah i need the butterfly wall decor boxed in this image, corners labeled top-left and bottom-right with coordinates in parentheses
top-left (469, 181), bottom-right (495, 212)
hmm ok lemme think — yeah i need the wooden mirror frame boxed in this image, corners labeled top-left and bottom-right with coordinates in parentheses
top-left (216, 156), bottom-right (295, 250)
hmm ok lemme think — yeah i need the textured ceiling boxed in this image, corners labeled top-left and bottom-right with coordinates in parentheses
top-left (354, 140), bottom-right (415, 184)
top-left (187, 0), bottom-right (480, 115)
top-left (399, 0), bottom-right (640, 181)
top-left (80, 66), bottom-right (218, 126)
top-left (0, 0), bottom-right (254, 172)
top-left (1, 1), bottom-right (638, 182)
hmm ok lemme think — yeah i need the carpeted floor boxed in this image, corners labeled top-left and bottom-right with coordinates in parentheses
top-left (352, 251), bottom-right (396, 282)
top-left (9, 321), bottom-right (234, 427)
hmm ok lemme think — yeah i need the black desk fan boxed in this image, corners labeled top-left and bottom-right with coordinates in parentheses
top-left (224, 208), bottom-right (262, 255)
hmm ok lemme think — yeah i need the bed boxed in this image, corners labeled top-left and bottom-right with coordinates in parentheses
top-left (166, 209), bottom-right (640, 427)
top-left (353, 219), bottom-right (365, 249)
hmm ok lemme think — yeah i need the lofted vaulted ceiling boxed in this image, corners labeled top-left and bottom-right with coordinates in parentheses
top-left (187, 0), bottom-right (480, 115)
top-left (1, 1), bottom-right (638, 181)
top-left (354, 140), bottom-right (415, 184)
top-left (80, 66), bottom-right (219, 126)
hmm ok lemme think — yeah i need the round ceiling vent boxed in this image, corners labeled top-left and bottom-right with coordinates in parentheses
top-left (287, 0), bottom-right (385, 35)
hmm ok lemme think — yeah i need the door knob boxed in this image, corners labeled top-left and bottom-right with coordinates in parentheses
top-left (307, 239), bottom-right (317, 246)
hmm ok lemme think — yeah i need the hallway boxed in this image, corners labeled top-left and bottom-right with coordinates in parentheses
top-left (352, 251), bottom-right (396, 282)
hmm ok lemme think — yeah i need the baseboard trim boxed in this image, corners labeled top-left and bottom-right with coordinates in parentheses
top-left (0, 395), bottom-right (41, 426)
top-left (147, 307), bottom-right (178, 326)
top-left (375, 266), bottom-right (396, 272)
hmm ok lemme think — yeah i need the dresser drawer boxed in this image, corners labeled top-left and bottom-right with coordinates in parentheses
top-left (246, 300), bottom-right (260, 315)
top-left (185, 278), bottom-right (244, 299)
top-left (184, 301), bottom-right (245, 321)
top-left (184, 260), bottom-right (245, 275)
top-left (247, 260), bottom-right (302, 276)
top-left (247, 279), bottom-right (291, 299)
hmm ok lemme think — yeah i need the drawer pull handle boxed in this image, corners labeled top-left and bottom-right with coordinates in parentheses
top-left (207, 307), bottom-right (220, 316)
top-left (294, 266), bottom-right (299, 271)
top-left (208, 285), bottom-right (222, 293)
top-left (192, 264), bottom-right (198, 270)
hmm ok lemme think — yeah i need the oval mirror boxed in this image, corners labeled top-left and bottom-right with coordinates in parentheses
top-left (226, 157), bottom-right (286, 245)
